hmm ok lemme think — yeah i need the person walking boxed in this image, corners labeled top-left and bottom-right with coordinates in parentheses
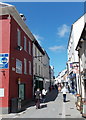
top-left (55, 84), bottom-right (58, 94)
top-left (35, 88), bottom-right (42, 109)
top-left (58, 84), bottom-right (61, 93)
top-left (42, 88), bottom-right (47, 102)
top-left (61, 86), bottom-right (68, 102)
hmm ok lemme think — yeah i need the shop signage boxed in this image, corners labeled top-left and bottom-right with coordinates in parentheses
top-left (0, 53), bottom-right (9, 69)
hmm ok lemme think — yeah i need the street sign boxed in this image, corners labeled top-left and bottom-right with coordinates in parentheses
top-left (0, 53), bottom-right (9, 69)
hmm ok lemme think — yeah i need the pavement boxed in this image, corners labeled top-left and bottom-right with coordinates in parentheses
top-left (0, 89), bottom-right (85, 119)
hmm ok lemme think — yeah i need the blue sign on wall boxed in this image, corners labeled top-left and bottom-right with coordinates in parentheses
top-left (0, 53), bottom-right (9, 69)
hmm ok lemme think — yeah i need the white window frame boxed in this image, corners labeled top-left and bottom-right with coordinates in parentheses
top-left (24, 58), bottom-right (27, 74)
top-left (17, 28), bottom-right (21, 46)
top-left (24, 36), bottom-right (27, 51)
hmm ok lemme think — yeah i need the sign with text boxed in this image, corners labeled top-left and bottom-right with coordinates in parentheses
top-left (0, 53), bottom-right (9, 69)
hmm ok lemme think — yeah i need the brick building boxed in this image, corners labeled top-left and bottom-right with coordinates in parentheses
top-left (0, 3), bottom-right (34, 114)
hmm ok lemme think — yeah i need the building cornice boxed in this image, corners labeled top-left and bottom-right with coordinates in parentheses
top-left (0, 4), bottom-right (35, 41)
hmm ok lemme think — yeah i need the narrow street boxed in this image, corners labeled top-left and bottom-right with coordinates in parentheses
top-left (1, 89), bottom-right (85, 119)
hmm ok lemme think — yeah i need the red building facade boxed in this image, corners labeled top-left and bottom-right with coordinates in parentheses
top-left (0, 3), bottom-right (34, 114)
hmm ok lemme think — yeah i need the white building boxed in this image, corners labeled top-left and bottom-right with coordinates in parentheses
top-left (67, 14), bottom-right (85, 94)
top-left (76, 13), bottom-right (86, 98)
top-left (55, 69), bottom-right (67, 84)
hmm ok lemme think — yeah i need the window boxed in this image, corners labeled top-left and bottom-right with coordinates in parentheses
top-left (38, 51), bottom-right (40, 61)
top-left (40, 55), bottom-right (42, 62)
top-left (39, 65), bottom-right (40, 75)
top-left (35, 47), bottom-right (37, 57)
top-left (24, 58), bottom-right (27, 74)
top-left (29, 61), bottom-right (32, 75)
top-left (41, 67), bottom-right (43, 76)
top-left (24, 36), bottom-right (27, 51)
top-left (16, 59), bottom-right (22, 74)
top-left (35, 63), bottom-right (37, 74)
top-left (17, 28), bottom-right (21, 46)
top-left (29, 41), bottom-right (31, 55)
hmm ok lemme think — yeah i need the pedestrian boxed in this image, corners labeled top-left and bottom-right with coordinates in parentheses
top-left (61, 86), bottom-right (68, 102)
top-left (55, 84), bottom-right (58, 94)
top-left (42, 88), bottom-right (47, 102)
top-left (35, 88), bottom-right (42, 109)
top-left (68, 85), bottom-right (70, 93)
top-left (58, 84), bottom-right (61, 93)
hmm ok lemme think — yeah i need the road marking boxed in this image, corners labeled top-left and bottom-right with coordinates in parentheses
top-left (62, 102), bottom-right (66, 118)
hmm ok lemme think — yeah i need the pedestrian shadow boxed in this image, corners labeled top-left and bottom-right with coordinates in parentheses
top-left (40, 104), bottom-right (47, 109)
top-left (44, 89), bottom-right (58, 103)
top-left (65, 100), bottom-right (70, 103)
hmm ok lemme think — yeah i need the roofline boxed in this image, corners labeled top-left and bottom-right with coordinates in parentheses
top-left (44, 50), bottom-right (50, 60)
top-left (73, 13), bottom-right (86, 26)
top-left (0, 2), bottom-right (13, 7)
top-left (67, 25), bottom-right (73, 49)
top-left (76, 23), bottom-right (86, 51)
top-left (0, 3), bottom-right (35, 41)
top-left (67, 13), bottom-right (86, 50)
top-left (33, 39), bottom-right (45, 55)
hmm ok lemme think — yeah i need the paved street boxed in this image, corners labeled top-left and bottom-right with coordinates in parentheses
top-left (1, 89), bottom-right (85, 119)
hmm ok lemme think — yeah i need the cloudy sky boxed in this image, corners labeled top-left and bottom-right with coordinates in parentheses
top-left (7, 2), bottom-right (84, 76)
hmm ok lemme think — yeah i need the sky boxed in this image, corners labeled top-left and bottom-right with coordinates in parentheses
top-left (7, 2), bottom-right (84, 76)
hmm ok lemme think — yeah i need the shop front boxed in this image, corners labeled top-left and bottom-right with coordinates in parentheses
top-left (34, 76), bottom-right (44, 92)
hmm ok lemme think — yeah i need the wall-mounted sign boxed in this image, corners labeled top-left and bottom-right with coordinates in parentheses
top-left (0, 53), bottom-right (9, 69)
top-left (0, 88), bottom-right (4, 97)
top-left (12, 67), bottom-right (15, 71)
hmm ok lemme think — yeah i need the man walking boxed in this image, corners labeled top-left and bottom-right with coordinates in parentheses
top-left (61, 86), bottom-right (68, 102)
top-left (42, 88), bottom-right (47, 102)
